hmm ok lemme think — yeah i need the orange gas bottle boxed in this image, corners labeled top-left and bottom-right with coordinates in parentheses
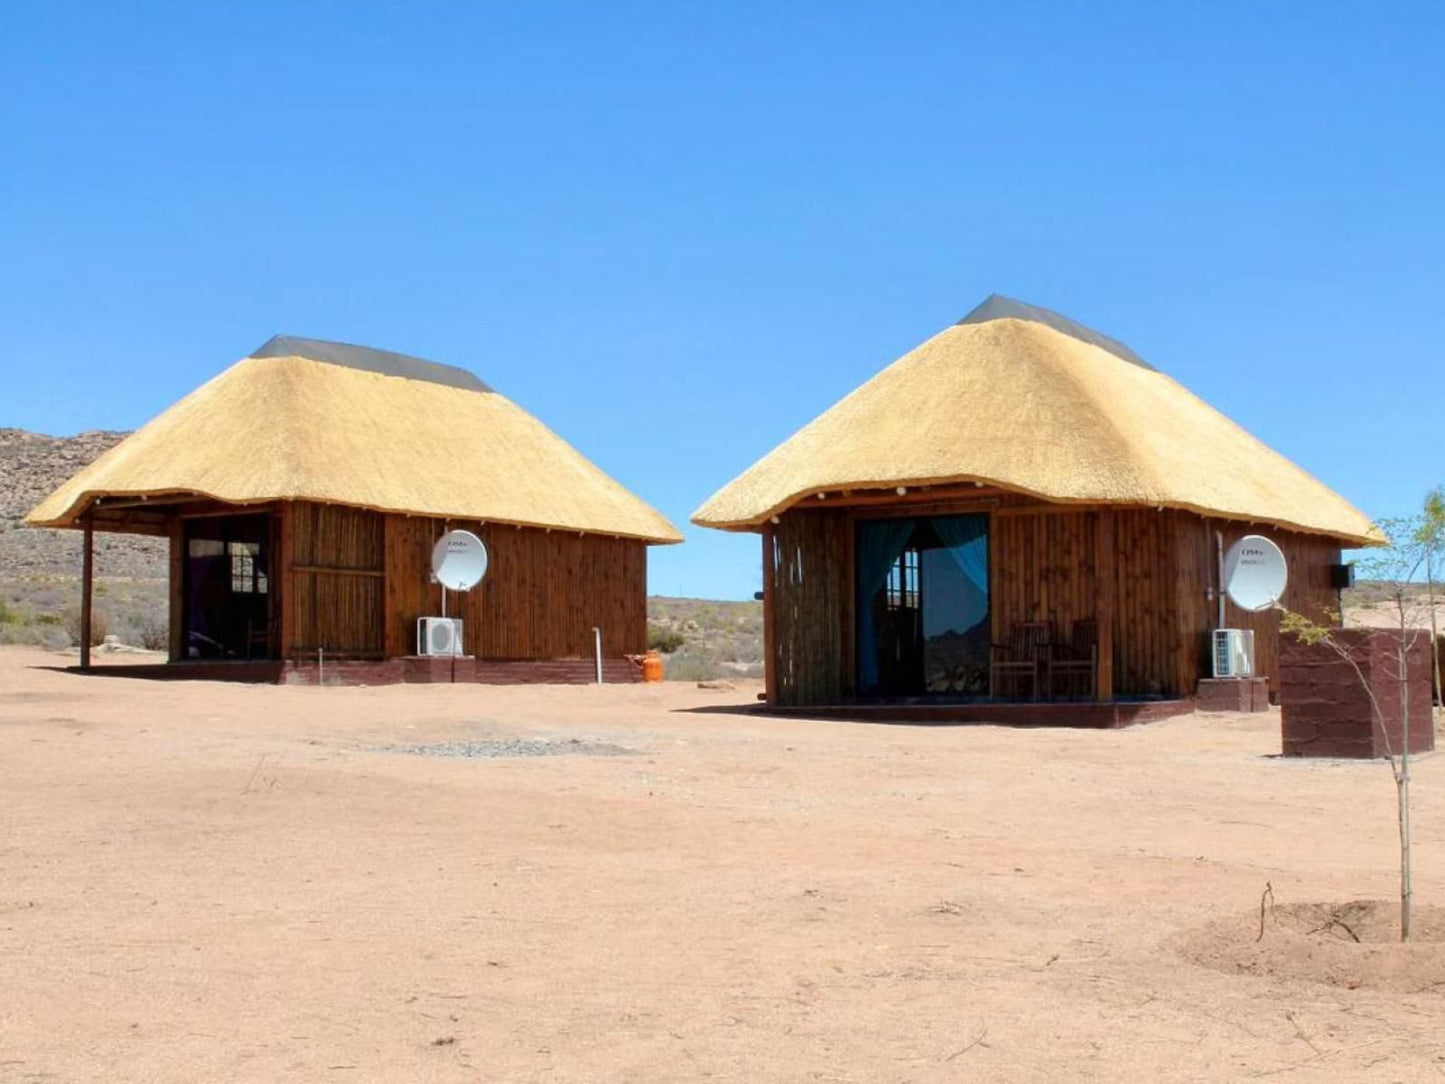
top-left (641, 650), bottom-right (665, 683)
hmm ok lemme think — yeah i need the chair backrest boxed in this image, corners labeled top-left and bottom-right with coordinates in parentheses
top-left (1012, 621), bottom-right (1052, 661)
top-left (1070, 619), bottom-right (1098, 659)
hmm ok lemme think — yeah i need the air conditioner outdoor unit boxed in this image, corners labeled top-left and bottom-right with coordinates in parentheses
top-left (1212, 628), bottom-right (1255, 678)
top-left (417, 616), bottom-right (463, 657)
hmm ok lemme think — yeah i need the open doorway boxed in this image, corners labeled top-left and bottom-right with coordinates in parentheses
top-left (182, 514), bottom-right (276, 659)
top-left (856, 515), bottom-right (990, 698)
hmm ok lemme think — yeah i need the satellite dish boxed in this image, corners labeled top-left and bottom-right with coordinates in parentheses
top-left (431, 530), bottom-right (488, 591)
top-left (1224, 534), bottom-right (1288, 612)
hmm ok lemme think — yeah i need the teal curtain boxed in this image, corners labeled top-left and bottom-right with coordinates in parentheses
top-left (856, 518), bottom-right (916, 694)
top-left (931, 515), bottom-right (990, 632)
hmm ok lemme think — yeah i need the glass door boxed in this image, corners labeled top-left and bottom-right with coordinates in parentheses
top-left (857, 515), bottom-right (990, 698)
top-left (182, 514), bottom-right (274, 659)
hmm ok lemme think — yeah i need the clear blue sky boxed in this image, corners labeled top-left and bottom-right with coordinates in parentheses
top-left (4, 3), bottom-right (1441, 599)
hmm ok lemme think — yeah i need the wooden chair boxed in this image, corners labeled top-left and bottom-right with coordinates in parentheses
top-left (244, 619), bottom-right (270, 660)
top-left (991, 621), bottom-right (1052, 701)
top-left (1048, 619), bottom-right (1098, 700)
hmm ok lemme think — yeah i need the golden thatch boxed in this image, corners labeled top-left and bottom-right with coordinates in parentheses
top-left (27, 336), bottom-right (681, 544)
top-left (693, 297), bottom-right (1379, 545)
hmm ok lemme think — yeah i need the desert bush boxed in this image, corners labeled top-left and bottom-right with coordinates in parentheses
top-left (0, 623), bottom-right (42, 645)
top-left (136, 613), bottom-right (169, 651)
top-left (60, 605), bottom-right (109, 647)
top-left (647, 625), bottom-right (686, 654)
top-left (663, 647), bottom-right (727, 682)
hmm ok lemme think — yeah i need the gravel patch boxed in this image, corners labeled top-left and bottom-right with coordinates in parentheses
top-left (384, 737), bottom-right (635, 759)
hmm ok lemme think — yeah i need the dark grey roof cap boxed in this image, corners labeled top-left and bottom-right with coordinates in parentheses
top-left (957, 294), bottom-right (1154, 371)
top-left (250, 335), bottom-right (491, 392)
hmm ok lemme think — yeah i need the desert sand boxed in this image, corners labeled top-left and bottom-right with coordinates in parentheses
top-left (2, 645), bottom-right (1444, 1083)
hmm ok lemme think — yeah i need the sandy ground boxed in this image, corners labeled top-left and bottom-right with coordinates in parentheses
top-left (3, 647), bottom-right (1445, 1083)
top-left (1347, 601), bottom-right (1445, 632)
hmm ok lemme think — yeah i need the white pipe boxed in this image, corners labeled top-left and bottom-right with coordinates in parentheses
top-left (1216, 530), bottom-right (1226, 629)
top-left (318, 645), bottom-right (324, 687)
top-left (592, 626), bottom-right (603, 684)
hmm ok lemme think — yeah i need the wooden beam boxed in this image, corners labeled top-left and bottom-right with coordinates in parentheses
top-left (79, 510), bottom-right (94, 670)
top-left (762, 525), bottom-right (777, 706)
top-left (840, 514), bottom-right (856, 698)
top-left (851, 499), bottom-right (1004, 521)
top-left (994, 503), bottom-right (1096, 518)
top-left (813, 484), bottom-right (1011, 509)
top-left (268, 512), bottom-right (283, 659)
top-left (168, 516), bottom-right (184, 662)
top-left (87, 512), bottom-right (171, 536)
top-left (290, 564), bottom-right (385, 578)
top-left (178, 502), bottom-right (279, 520)
top-left (1095, 510), bottom-right (1115, 701)
top-left (278, 502), bottom-right (295, 659)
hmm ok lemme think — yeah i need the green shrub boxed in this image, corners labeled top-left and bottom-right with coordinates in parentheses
top-left (647, 625), bottom-right (687, 654)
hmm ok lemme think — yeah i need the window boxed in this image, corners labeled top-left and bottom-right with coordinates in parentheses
top-left (884, 547), bottom-right (920, 611)
top-left (228, 541), bottom-right (266, 594)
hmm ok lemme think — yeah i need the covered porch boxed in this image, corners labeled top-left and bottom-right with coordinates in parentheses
top-left (759, 487), bottom-right (1128, 711)
top-left (70, 497), bottom-right (284, 672)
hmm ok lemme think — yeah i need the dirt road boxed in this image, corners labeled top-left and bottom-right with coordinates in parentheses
top-left (2, 646), bottom-right (1442, 1082)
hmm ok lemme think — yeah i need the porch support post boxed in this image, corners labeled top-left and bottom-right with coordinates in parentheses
top-left (1095, 510), bottom-right (1115, 702)
top-left (79, 509), bottom-right (95, 670)
top-left (278, 501), bottom-right (295, 661)
top-left (762, 525), bottom-right (777, 707)
top-left (168, 516), bottom-right (184, 662)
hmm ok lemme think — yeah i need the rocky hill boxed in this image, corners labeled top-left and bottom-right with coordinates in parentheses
top-left (0, 428), bottom-right (167, 579)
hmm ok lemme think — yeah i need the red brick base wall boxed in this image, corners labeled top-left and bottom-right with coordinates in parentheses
top-left (75, 657), bottom-right (644, 687)
top-left (278, 657), bottom-right (643, 686)
top-left (472, 659), bottom-right (641, 685)
top-left (1279, 630), bottom-right (1434, 758)
top-left (1195, 677), bottom-right (1270, 713)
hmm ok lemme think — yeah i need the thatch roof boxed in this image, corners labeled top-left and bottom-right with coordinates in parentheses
top-left (27, 336), bottom-right (682, 544)
top-left (693, 296), bottom-right (1379, 545)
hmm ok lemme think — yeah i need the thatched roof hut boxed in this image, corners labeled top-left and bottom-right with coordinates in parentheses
top-left (29, 335), bottom-right (680, 544)
top-left (694, 295), bottom-right (1376, 546)
top-left (693, 297), bottom-right (1374, 717)
top-left (30, 336), bottom-right (677, 682)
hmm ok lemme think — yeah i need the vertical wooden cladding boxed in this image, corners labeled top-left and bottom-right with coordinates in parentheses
top-left (768, 498), bottom-right (1345, 707)
top-left (992, 507), bottom-right (1178, 696)
top-left (995, 507), bottom-right (1336, 697)
top-left (991, 508), bottom-right (1099, 662)
top-left (1107, 509), bottom-right (1179, 697)
top-left (167, 516), bottom-right (184, 662)
top-left (382, 516), bottom-right (646, 660)
top-left (1174, 516), bottom-right (1341, 694)
top-left (769, 509), bottom-right (850, 707)
top-left (284, 502), bottom-right (385, 657)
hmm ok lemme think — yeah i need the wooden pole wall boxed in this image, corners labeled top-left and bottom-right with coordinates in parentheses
top-left (381, 512), bottom-right (648, 661)
top-left (79, 510), bottom-right (94, 670)
top-left (168, 516), bottom-right (184, 662)
top-left (762, 525), bottom-right (777, 706)
top-left (768, 499), bottom-right (1345, 708)
top-left (1094, 510), bottom-right (1115, 701)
